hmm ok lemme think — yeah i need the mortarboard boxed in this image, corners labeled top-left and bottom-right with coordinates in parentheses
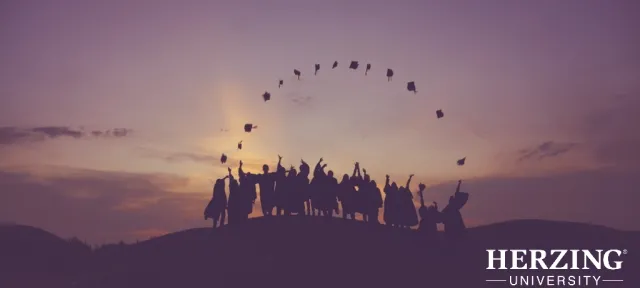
top-left (293, 69), bottom-right (301, 80)
top-left (278, 79), bottom-right (283, 88)
top-left (365, 63), bottom-right (371, 75)
top-left (332, 61), bottom-right (338, 69)
top-left (457, 157), bottom-right (466, 166)
top-left (407, 81), bottom-right (417, 93)
top-left (220, 153), bottom-right (227, 164)
top-left (244, 124), bottom-right (257, 132)
top-left (386, 69), bottom-right (394, 81)
top-left (237, 141), bottom-right (243, 150)
top-left (349, 61), bottom-right (359, 70)
top-left (262, 91), bottom-right (271, 102)
top-left (436, 109), bottom-right (444, 119)
top-left (314, 64), bottom-right (320, 75)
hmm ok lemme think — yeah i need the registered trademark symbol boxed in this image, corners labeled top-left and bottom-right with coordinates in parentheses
top-left (623, 249), bottom-right (627, 254)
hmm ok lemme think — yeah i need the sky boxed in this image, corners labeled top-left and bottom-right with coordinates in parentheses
top-left (1, 0), bottom-right (639, 244)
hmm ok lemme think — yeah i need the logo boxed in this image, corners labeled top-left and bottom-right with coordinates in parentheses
top-left (485, 249), bottom-right (627, 286)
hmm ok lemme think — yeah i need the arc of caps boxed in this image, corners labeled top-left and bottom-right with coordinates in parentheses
top-left (244, 124), bottom-right (257, 132)
top-left (407, 81), bottom-right (417, 93)
top-left (349, 61), bottom-right (359, 70)
top-left (386, 69), bottom-right (394, 81)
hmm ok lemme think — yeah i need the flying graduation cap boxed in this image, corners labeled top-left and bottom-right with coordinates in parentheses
top-left (365, 63), bottom-right (371, 75)
top-left (407, 81), bottom-right (417, 93)
top-left (262, 91), bottom-right (271, 102)
top-left (293, 69), bottom-right (301, 80)
top-left (314, 64), bottom-right (320, 75)
top-left (244, 124), bottom-right (257, 132)
top-left (237, 141), bottom-right (243, 150)
top-left (220, 153), bottom-right (228, 164)
top-left (278, 79), bottom-right (283, 88)
top-left (457, 157), bottom-right (466, 166)
top-left (332, 61), bottom-right (338, 69)
top-left (436, 109), bottom-right (444, 119)
top-left (386, 69), bottom-right (394, 81)
top-left (349, 61), bottom-right (359, 70)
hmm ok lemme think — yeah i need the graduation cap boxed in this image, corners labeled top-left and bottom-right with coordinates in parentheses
top-left (314, 64), bottom-right (320, 75)
top-left (436, 109), bottom-right (444, 119)
top-left (349, 61), bottom-right (359, 70)
top-left (293, 69), bottom-right (301, 80)
top-left (365, 63), bottom-right (371, 75)
top-left (407, 81), bottom-right (417, 93)
top-left (278, 79), bottom-right (283, 88)
top-left (386, 69), bottom-right (394, 81)
top-left (262, 91), bottom-right (271, 102)
top-left (220, 153), bottom-right (227, 164)
top-left (244, 124), bottom-right (257, 132)
top-left (332, 61), bottom-right (338, 69)
top-left (457, 157), bottom-right (466, 166)
top-left (237, 141), bottom-right (243, 150)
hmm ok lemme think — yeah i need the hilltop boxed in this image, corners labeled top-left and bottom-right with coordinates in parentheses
top-left (1, 217), bottom-right (638, 288)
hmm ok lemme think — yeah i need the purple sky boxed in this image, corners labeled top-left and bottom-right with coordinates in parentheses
top-left (1, 0), bottom-right (639, 243)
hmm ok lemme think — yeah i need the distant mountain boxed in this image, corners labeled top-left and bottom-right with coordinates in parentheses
top-left (1, 218), bottom-right (638, 288)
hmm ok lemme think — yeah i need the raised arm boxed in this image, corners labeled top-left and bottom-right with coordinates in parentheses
top-left (277, 155), bottom-right (284, 170)
top-left (384, 175), bottom-right (390, 190)
top-left (405, 174), bottom-right (414, 190)
top-left (314, 157), bottom-right (323, 173)
top-left (363, 168), bottom-right (368, 178)
top-left (352, 162), bottom-right (359, 178)
top-left (238, 160), bottom-right (245, 179)
top-left (418, 183), bottom-right (426, 207)
top-left (227, 167), bottom-right (234, 180)
top-left (456, 180), bottom-right (462, 193)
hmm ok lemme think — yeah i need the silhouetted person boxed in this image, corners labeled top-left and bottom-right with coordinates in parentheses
top-left (398, 174), bottom-right (419, 228)
top-left (417, 183), bottom-right (440, 239)
top-left (383, 175), bottom-right (399, 227)
top-left (257, 157), bottom-right (280, 216)
top-left (227, 168), bottom-right (242, 225)
top-left (367, 178), bottom-right (382, 224)
top-left (441, 180), bottom-right (469, 243)
top-left (310, 158), bottom-right (326, 216)
top-left (324, 170), bottom-right (339, 218)
top-left (274, 155), bottom-right (287, 216)
top-left (352, 162), bottom-right (367, 221)
top-left (338, 174), bottom-right (356, 220)
top-left (239, 161), bottom-right (257, 221)
top-left (299, 160), bottom-right (311, 215)
top-left (204, 175), bottom-right (228, 228)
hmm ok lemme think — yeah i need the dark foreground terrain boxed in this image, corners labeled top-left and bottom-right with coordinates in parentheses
top-left (1, 217), bottom-right (639, 288)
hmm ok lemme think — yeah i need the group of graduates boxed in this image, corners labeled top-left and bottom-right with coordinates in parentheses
top-left (205, 156), bottom-right (469, 239)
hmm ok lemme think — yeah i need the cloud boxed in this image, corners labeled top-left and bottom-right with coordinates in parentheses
top-left (578, 94), bottom-right (640, 170)
top-left (517, 141), bottom-right (579, 162)
top-left (423, 167), bottom-right (639, 231)
top-left (136, 147), bottom-right (270, 172)
top-left (0, 166), bottom-right (205, 244)
top-left (0, 126), bottom-right (132, 145)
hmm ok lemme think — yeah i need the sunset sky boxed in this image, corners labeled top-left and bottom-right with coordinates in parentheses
top-left (1, 0), bottom-right (638, 244)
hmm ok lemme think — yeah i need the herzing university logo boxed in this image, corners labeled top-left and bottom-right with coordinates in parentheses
top-left (485, 249), bottom-right (627, 286)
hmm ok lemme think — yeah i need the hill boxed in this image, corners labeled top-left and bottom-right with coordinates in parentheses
top-left (1, 218), bottom-right (638, 288)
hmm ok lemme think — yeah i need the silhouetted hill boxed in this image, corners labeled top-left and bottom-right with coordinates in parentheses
top-left (1, 218), bottom-right (638, 288)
